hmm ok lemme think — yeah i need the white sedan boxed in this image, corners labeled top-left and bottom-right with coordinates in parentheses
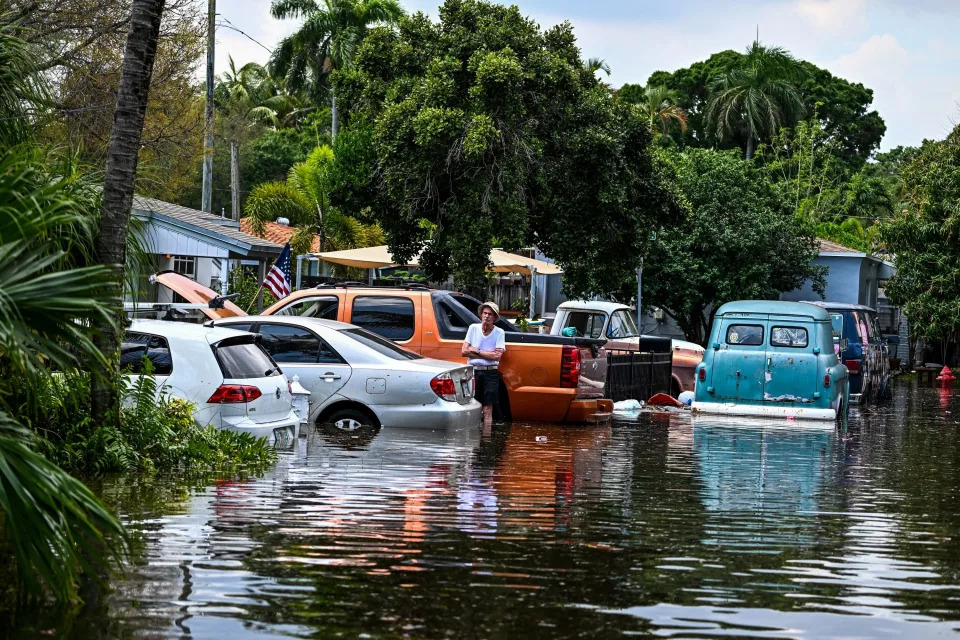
top-left (122, 320), bottom-right (300, 445)
top-left (211, 316), bottom-right (482, 429)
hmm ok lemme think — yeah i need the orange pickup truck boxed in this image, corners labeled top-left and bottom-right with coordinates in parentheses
top-left (154, 273), bottom-right (612, 423)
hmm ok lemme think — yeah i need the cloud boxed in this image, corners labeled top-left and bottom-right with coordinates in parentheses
top-left (830, 34), bottom-right (959, 147)
top-left (795, 0), bottom-right (866, 33)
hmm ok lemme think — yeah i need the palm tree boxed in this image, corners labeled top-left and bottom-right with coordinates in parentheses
top-left (0, 145), bottom-right (128, 602)
top-left (705, 40), bottom-right (806, 159)
top-left (216, 57), bottom-right (307, 130)
top-left (93, 0), bottom-right (166, 424)
top-left (583, 57), bottom-right (611, 76)
top-left (637, 85), bottom-right (688, 138)
top-left (269, 0), bottom-right (405, 139)
top-left (245, 144), bottom-right (383, 260)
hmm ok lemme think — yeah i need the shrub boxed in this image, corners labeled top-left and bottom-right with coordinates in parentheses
top-left (33, 366), bottom-right (277, 474)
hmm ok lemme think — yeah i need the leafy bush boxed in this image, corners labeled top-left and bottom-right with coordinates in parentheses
top-left (34, 367), bottom-right (277, 474)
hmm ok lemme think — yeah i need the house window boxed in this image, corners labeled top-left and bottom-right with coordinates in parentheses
top-left (171, 256), bottom-right (196, 304)
top-left (173, 255), bottom-right (196, 279)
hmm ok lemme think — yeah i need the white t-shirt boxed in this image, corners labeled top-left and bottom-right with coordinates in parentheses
top-left (465, 323), bottom-right (505, 366)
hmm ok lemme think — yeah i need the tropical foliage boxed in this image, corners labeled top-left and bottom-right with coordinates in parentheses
top-left (245, 144), bottom-right (384, 256)
top-left (619, 84), bottom-right (688, 138)
top-left (704, 40), bottom-right (807, 159)
top-left (0, 144), bottom-right (127, 603)
top-left (639, 148), bottom-right (826, 344)
top-left (331, 0), bottom-right (683, 293)
top-left (269, 0), bottom-right (405, 137)
top-left (880, 125), bottom-right (960, 362)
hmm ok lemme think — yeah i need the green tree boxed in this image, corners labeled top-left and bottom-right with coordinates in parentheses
top-left (0, 144), bottom-right (127, 602)
top-left (245, 144), bottom-right (384, 257)
top-left (641, 148), bottom-right (825, 344)
top-left (330, 0), bottom-right (682, 292)
top-left (269, 0), bottom-right (405, 139)
top-left (645, 49), bottom-right (884, 166)
top-left (880, 125), bottom-right (960, 363)
top-left (92, 0), bottom-right (166, 425)
top-left (705, 40), bottom-right (807, 159)
top-left (620, 84), bottom-right (688, 138)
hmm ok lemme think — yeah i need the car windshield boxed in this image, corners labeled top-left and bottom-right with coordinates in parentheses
top-left (608, 310), bottom-right (640, 338)
top-left (339, 327), bottom-right (423, 360)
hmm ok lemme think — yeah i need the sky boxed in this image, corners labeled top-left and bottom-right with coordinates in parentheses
top-left (215, 0), bottom-right (960, 152)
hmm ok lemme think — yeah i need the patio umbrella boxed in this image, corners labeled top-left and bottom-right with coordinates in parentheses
top-left (312, 246), bottom-right (562, 275)
top-left (313, 245), bottom-right (419, 270)
top-left (489, 249), bottom-right (563, 275)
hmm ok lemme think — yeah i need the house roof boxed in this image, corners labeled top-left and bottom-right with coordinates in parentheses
top-left (239, 218), bottom-right (320, 252)
top-left (132, 196), bottom-right (283, 257)
top-left (816, 238), bottom-right (861, 253)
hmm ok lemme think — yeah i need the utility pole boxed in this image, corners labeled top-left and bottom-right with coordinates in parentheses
top-left (201, 0), bottom-right (215, 213)
top-left (230, 140), bottom-right (240, 220)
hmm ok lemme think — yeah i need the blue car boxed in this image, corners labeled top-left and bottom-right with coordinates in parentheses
top-left (693, 301), bottom-right (850, 421)
top-left (804, 302), bottom-right (890, 403)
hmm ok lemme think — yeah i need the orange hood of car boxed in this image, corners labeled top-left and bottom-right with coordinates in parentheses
top-left (152, 272), bottom-right (246, 320)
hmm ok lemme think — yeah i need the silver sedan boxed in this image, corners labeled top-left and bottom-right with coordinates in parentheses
top-left (212, 316), bottom-right (481, 429)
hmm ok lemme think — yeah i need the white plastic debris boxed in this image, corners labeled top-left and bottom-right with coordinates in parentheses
top-left (536, 435), bottom-right (548, 442)
top-left (613, 399), bottom-right (644, 412)
top-left (677, 391), bottom-right (695, 406)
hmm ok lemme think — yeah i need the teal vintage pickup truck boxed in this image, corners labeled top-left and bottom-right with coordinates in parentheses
top-left (692, 301), bottom-right (850, 421)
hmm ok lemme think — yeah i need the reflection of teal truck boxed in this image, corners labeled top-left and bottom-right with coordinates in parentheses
top-left (693, 301), bottom-right (850, 421)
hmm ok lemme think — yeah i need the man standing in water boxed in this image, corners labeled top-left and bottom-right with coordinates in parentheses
top-left (462, 301), bottom-right (506, 429)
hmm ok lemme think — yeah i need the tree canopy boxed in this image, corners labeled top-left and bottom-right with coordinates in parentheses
top-left (330, 0), bottom-right (682, 291)
top-left (880, 125), bottom-right (960, 360)
top-left (640, 148), bottom-right (826, 344)
top-left (636, 48), bottom-right (885, 167)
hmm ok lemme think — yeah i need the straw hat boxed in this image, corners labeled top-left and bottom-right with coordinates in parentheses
top-left (478, 301), bottom-right (500, 319)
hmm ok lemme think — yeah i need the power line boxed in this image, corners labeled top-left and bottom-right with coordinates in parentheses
top-left (216, 18), bottom-right (273, 55)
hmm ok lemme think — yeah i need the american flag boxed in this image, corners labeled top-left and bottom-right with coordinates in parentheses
top-left (263, 243), bottom-right (292, 299)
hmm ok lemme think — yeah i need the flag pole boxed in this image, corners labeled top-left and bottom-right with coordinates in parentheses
top-left (245, 283), bottom-right (265, 314)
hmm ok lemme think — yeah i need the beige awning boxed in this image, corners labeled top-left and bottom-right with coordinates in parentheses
top-left (489, 249), bottom-right (563, 275)
top-left (312, 245), bottom-right (562, 275)
top-left (313, 245), bottom-right (419, 269)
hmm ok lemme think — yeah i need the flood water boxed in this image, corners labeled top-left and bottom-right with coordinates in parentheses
top-left (19, 381), bottom-right (960, 638)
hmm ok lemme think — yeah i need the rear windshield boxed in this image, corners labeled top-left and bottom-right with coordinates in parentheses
top-left (726, 324), bottom-right (763, 346)
top-left (215, 342), bottom-right (282, 379)
top-left (770, 326), bottom-right (808, 348)
top-left (339, 328), bottom-right (423, 360)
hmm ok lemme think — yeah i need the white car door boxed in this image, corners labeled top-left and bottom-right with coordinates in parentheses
top-left (255, 322), bottom-right (352, 422)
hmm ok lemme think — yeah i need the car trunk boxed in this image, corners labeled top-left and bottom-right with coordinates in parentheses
top-left (447, 365), bottom-right (475, 405)
top-left (211, 336), bottom-right (291, 423)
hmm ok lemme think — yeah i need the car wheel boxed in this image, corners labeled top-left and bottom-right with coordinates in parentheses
top-left (325, 407), bottom-right (378, 430)
top-left (318, 407), bottom-right (380, 449)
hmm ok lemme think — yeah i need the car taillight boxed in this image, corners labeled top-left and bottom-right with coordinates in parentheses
top-left (844, 359), bottom-right (860, 375)
top-left (560, 345), bottom-right (581, 388)
top-left (698, 368), bottom-right (706, 382)
top-left (430, 373), bottom-right (457, 401)
top-left (824, 374), bottom-right (831, 388)
top-left (207, 384), bottom-right (262, 403)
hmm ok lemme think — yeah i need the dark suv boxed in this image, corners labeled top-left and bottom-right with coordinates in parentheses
top-left (806, 302), bottom-right (890, 403)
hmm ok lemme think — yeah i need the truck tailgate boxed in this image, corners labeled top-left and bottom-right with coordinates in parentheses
top-left (577, 344), bottom-right (607, 398)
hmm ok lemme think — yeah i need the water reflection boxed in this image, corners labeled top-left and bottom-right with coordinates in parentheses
top-left (16, 382), bottom-right (960, 638)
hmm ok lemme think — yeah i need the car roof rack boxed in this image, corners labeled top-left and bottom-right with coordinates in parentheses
top-left (313, 280), bottom-right (433, 291)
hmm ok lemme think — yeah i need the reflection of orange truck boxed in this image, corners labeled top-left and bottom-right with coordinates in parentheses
top-left (155, 273), bottom-right (612, 423)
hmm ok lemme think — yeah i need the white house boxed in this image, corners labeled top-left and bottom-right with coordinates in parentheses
top-left (130, 195), bottom-right (283, 303)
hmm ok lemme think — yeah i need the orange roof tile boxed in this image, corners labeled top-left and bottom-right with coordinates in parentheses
top-left (240, 218), bottom-right (320, 252)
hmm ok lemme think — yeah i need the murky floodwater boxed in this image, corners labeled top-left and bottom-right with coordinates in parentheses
top-left (17, 380), bottom-right (960, 638)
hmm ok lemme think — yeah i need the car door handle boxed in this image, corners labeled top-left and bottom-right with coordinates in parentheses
top-left (322, 373), bottom-right (341, 380)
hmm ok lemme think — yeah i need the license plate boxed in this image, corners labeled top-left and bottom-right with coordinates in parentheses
top-left (273, 427), bottom-right (291, 447)
top-left (460, 379), bottom-right (471, 398)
